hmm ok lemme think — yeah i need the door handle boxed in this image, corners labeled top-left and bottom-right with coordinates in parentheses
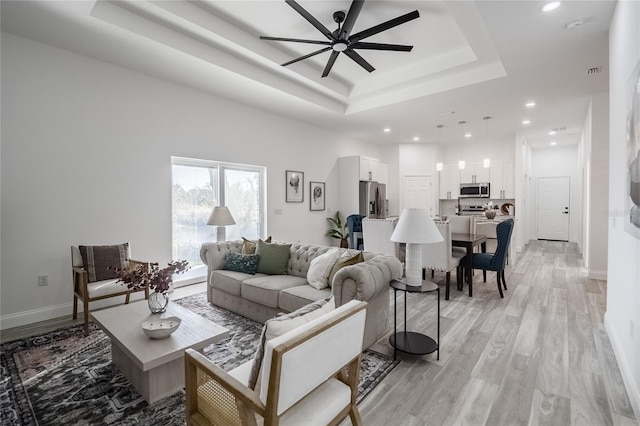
top-left (562, 211), bottom-right (569, 214)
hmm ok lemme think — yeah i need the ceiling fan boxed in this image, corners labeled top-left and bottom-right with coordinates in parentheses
top-left (260, 0), bottom-right (420, 78)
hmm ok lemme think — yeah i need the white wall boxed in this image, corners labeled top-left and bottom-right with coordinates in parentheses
top-left (588, 93), bottom-right (610, 279)
top-left (529, 145), bottom-right (582, 244)
top-left (606, 0), bottom-right (640, 418)
top-left (0, 33), bottom-right (380, 328)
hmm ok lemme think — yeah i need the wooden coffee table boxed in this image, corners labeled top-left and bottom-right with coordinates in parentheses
top-left (91, 300), bottom-right (229, 403)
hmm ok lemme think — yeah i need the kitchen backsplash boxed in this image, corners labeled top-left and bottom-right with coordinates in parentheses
top-left (440, 199), bottom-right (515, 217)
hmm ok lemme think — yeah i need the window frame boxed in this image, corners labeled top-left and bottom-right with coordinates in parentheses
top-left (171, 156), bottom-right (267, 286)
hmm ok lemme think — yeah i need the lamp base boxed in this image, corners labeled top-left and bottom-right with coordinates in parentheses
top-left (404, 243), bottom-right (423, 287)
top-left (216, 227), bottom-right (226, 242)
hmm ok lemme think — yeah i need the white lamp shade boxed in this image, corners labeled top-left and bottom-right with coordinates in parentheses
top-left (390, 208), bottom-right (443, 244)
top-left (391, 208), bottom-right (443, 287)
top-left (207, 206), bottom-right (236, 226)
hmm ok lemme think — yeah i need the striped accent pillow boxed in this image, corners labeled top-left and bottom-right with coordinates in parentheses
top-left (79, 243), bottom-right (130, 282)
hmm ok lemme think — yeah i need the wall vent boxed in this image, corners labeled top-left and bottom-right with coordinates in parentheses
top-left (586, 66), bottom-right (602, 76)
top-left (551, 126), bottom-right (568, 132)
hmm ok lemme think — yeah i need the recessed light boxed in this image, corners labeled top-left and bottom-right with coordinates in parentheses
top-left (550, 141), bottom-right (557, 146)
top-left (522, 120), bottom-right (531, 125)
top-left (526, 101), bottom-right (536, 108)
top-left (542, 2), bottom-right (561, 12)
top-left (384, 128), bottom-right (391, 133)
top-left (549, 130), bottom-right (556, 135)
top-left (465, 133), bottom-right (472, 138)
top-left (413, 137), bottom-right (420, 141)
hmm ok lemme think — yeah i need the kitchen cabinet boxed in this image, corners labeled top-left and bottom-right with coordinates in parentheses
top-left (490, 159), bottom-right (515, 199)
top-left (460, 162), bottom-right (490, 183)
top-left (359, 156), bottom-right (379, 181)
top-left (439, 164), bottom-right (460, 199)
top-left (378, 162), bottom-right (389, 185)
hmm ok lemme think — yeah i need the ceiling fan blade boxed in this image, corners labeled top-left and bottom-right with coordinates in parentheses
top-left (282, 46), bottom-right (332, 67)
top-left (344, 49), bottom-right (375, 73)
top-left (322, 51), bottom-right (340, 78)
top-left (350, 10), bottom-right (420, 42)
top-left (285, 0), bottom-right (336, 41)
top-left (339, 0), bottom-right (365, 40)
top-left (260, 36), bottom-right (331, 46)
top-left (351, 41), bottom-right (413, 52)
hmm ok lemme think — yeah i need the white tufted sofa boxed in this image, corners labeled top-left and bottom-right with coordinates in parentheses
top-left (200, 241), bottom-right (403, 348)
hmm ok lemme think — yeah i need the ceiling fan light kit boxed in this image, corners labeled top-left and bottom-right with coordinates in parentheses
top-left (260, 0), bottom-right (420, 78)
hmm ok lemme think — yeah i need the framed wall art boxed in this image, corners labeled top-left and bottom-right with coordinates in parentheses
top-left (309, 181), bottom-right (325, 211)
top-left (286, 170), bottom-right (304, 203)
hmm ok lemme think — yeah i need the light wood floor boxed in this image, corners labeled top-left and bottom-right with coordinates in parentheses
top-left (359, 240), bottom-right (638, 426)
top-left (2, 241), bottom-right (637, 425)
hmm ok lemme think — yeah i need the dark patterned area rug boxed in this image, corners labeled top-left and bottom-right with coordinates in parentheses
top-left (1, 292), bottom-right (400, 425)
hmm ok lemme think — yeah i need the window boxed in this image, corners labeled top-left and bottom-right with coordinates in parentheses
top-left (171, 157), bottom-right (265, 283)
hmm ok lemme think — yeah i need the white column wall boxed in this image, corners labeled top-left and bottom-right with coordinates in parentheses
top-left (0, 33), bottom-right (380, 328)
top-left (606, 0), bottom-right (640, 418)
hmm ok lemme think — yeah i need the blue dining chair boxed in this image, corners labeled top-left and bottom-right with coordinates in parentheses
top-left (346, 214), bottom-right (365, 250)
top-left (470, 219), bottom-right (514, 298)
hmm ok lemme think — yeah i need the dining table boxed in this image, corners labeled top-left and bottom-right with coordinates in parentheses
top-left (451, 232), bottom-right (487, 297)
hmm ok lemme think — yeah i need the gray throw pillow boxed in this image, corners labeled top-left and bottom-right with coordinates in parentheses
top-left (255, 240), bottom-right (291, 275)
top-left (223, 252), bottom-right (259, 275)
top-left (79, 243), bottom-right (130, 283)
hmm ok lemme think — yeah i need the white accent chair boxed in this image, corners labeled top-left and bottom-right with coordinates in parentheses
top-left (71, 244), bottom-right (148, 336)
top-left (448, 215), bottom-right (472, 257)
top-left (423, 220), bottom-right (466, 300)
top-left (184, 300), bottom-right (367, 426)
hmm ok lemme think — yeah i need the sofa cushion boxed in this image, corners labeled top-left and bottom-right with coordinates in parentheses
top-left (279, 285), bottom-right (332, 313)
top-left (306, 248), bottom-right (340, 290)
top-left (241, 236), bottom-right (271, 254)
top-left (79, 243), bottom-right (130, 283)
top-left (328, 251), bottom-right (364, 287)
top-left (223, 252), bottom-right (259, 275)
top-left (211, 270), bottom-right (266, 296)
top-left (241, 275), bottom-right (308, 308)
top-left (256, 240), bottom-right (291, 275)
top-left (247, 296), bottom-right (335, 390)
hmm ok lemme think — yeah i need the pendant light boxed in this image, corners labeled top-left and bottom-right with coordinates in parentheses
top-left (458, 121), bottom-right (466, 170)
top-left (483, 116), bottom-right (491, 168)
top-left (436, 124), bottom-right (444, 171)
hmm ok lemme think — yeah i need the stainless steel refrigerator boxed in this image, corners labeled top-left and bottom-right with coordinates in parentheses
top-left (359, 181), bottom-right (387, 218)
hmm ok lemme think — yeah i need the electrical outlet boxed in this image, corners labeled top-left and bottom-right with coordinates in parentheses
top-left (38, 274), bottom-right (48, 286)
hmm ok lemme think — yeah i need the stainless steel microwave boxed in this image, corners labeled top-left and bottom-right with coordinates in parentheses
top-left (459, 182), bottom-right (490, 198)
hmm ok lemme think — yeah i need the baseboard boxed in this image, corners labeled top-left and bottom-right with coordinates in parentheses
top-left (604, 312), bottom-right (640, 420)
top-left (0, 292), bottom-right (147, 330)
top-left (588, 269), bottom-right (608, 280)
top-left (0, 302), bottom-right (72, 330)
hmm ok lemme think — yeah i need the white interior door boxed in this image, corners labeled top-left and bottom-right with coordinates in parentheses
top-left (402, 175), bottom-right (433, 214)
top-left (537, 176), bottom-right (570, 241)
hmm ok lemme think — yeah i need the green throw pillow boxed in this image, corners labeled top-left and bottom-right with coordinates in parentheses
top-left (255, 240), bottom-right (291, 275)
top-left (223, 252), bottom-right (259, 275)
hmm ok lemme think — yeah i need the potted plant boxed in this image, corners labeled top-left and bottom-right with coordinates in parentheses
top-left (116, 260), bottom-right (189, 313)
top-left (326, 210), bottom-right (349, 248)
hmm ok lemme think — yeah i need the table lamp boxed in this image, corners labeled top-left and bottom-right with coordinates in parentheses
top-left (391, 208), bottom-right (443, 286)
top-left (207, 206), bottom-right (236, 242)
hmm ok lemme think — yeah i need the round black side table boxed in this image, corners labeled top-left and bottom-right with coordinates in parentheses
top-left (389, 279), bottom-right (440, 360)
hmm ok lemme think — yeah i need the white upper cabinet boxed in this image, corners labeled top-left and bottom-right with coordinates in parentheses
top-left (439, 164), bottom-right (460, 199)
top-left (359, 156), bottom-right (379, 181)
top-left (460, 162), bottom-right (490, 183)
top-left (378, 162), bottom-right (389, 185)
top-left (490, 159), bottom-right (515, 199)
